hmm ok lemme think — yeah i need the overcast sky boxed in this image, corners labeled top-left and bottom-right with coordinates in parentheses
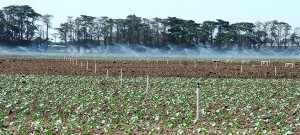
top-left (1, 0), bottom-right (299, 29)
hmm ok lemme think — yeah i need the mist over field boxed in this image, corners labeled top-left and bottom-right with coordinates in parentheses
top-left (0, 43), bottom-right (299, 60)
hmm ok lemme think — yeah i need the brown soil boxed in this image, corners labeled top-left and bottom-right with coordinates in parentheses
top-left (0, 58), bottom-right (299, 78)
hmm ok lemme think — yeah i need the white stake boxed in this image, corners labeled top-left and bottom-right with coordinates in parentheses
top-left (70, 57), bottom-right (72, 63)
top-left (215, 62), bottom-right (218, 70)
top-left (106, 68), bottom-right (109, 79)
top-left (194, 61), bottom-right (197, 68)
top-left (146, 75), bottom-right (149, 93)
top-left (120, 68), bottom-right (123, 85)
top-left (167, 59), bottom-right (169, 65)
top-left (76, 59), bottom-right (78, 65)
top-left (81, 61), bottom-right (83, 67)
top-left (94, 63), bottom-right (97, 74)
top-left (275, 66), bottom-right (277, 76)
top-left (196, 83), bottom-right (200, 121)
top-left (86, 61), bottom-right (89, 71)
top-left (241, 65), bottom-right (243, 74)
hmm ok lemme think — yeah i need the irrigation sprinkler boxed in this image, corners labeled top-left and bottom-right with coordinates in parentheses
top-left (284, 63), bottom-right (294, 68)
top-left (146, 75), bottom-right (149, 93)
top-left (86, 61), bottom-right (89, 71)
top-left (196, 82), bottom-right (200, 121)
top-left (261, 61), bottom-right (269, 66)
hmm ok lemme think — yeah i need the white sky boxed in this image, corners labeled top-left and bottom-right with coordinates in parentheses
top-left (1, 0), bottom-right (299, 31)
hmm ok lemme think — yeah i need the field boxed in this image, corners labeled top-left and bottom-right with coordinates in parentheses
top-left (0, 58), bottom-right (299, 134)
top-left (0, 58), bottom-right (299, 78)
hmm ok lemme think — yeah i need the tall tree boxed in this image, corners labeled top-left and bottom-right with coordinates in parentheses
top-left (42, 14), bottom-right (53, 41)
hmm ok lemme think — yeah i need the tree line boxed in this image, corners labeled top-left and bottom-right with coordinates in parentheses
top-left (1, 5), bottom-right (300, 50)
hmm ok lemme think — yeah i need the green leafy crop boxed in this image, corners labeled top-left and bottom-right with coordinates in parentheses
top-left (0, 74), bottom-right (299, 134)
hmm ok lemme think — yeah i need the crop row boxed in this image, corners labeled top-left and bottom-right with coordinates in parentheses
top-left (0, 74), bottom-right (299, 134)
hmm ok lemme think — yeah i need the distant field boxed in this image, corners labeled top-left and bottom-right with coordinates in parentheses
top-left (0, 74), bottom-right (299, 134)
top-left (0, 51), bottom-right (300, 62)
top-left (0, 58), bottom-right (299, 78)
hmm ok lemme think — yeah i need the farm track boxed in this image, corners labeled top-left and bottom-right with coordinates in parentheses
top-left (0, 58), bottom-right (299, 78)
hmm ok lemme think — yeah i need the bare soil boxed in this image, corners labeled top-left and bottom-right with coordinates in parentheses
top-left (0, 58), bottom-right (299, 78)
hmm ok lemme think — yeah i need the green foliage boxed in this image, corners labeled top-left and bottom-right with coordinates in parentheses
top-left (0, 5), bottom-right (41, 44)
top-left (0, 74), bottom-right (299, 134)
